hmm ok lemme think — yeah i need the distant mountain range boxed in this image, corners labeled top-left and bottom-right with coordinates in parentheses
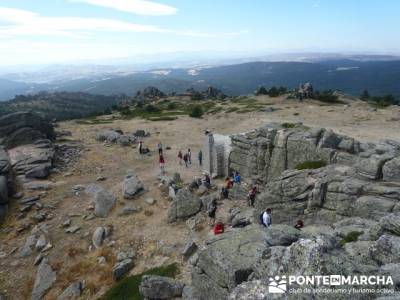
top-left (1, 55), bottom-right (400, 100)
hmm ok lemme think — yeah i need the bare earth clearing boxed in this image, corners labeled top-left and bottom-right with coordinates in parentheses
top-left (0, 95), bottom-right (400, 299)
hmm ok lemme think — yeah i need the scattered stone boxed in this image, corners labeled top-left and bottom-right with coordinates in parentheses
top-left (20, 235), bottom-right (36, 257)
top-left (123, 170), bottom-right (144, 199)
top-left (144, 198), bottom-right (156, 205)
top-left (93, 189), bottom-right (116, 218)
top-left (182, 240), bottom-right (198, 259)
top-left (41, 243), bottom-right (52, 252)
top-left (19, 195), bottom-right (40, 205)
top-left (34, 253), bottom-right (45, 266)
top-left (57, 281), bottom-right (84, 300)
top-left (35, 235), bottom-right (47, 252)
top-left (31, 259), bottom-right (56, 300)
top-left (112, 259), bottom-right (134, 281)
top-left (65, 226), bottom-right (81, 234)
top-left (139, 275), bottom-right (184, 299)
top-left (96, 176), bottom-right (107, 181)
top-left (97, 256), bottom-right (106, 264)
top-left (62, 219), bottom-right (71, 227)
top-left (120, 205), bottom-right (142, 215)
top-left (92, 227), bottom-right (107, 248)
top-left (24, 181), bottom-right (52, 191)
top-left (72, 184), bottom-right (85, 192)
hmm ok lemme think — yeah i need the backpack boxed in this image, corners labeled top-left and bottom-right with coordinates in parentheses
top-left (259, 212), bottom-right (264, 225)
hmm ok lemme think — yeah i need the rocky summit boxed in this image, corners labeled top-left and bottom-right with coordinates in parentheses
top-left (0, 93), bottom-right (400, 300)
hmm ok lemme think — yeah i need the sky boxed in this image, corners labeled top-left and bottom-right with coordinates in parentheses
top-left (0, 0), bottom-right (399, 65)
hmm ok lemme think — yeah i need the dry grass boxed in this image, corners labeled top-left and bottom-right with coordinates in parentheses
top-left (67, 245), bottom-right (86, 258)
top-left (55, 246), bottom-right (116, 294)
top-left (144, 209), bottom-right (154, 217)
top-left (20, 276), bottom-right (35, 300)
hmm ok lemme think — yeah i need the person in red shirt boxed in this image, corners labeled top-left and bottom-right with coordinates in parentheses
top-left (213, 222), bottom-right (224, 235)
top-left (159, 154), bottom-right (165, 175)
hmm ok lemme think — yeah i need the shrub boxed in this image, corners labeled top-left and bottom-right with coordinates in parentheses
top-left (340, 231), bottom-right (363, 246)
top-left (144, 104), bottom-right (160, 113)
top-left (255, 86), bottom-right (268, 95)
top-left (295, 160), bottom-right (327, 170)
top-left (369, 94), bottom-right (398, 108)
top-left (281, 122), bottom-right (297, 128)
top-left (313, 90), bottom-right (340, 103)
top-left (189, 105), bottom-right (204, 118)
top-left (268, 86), bottom-right (280, 97)
top-left (102, 263), bottom-right (179, 300)
top-left (167, 102), bottom-right (178, 110)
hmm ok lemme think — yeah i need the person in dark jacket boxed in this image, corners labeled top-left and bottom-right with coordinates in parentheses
top-left (198, 150), bottom-right (203, 166)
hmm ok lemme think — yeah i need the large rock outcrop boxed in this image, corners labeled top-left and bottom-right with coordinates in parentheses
top-left (95, 129), bottom-right (138, 146)
top-left (192, 123), bottom-right (400, 299)
top-left (228, 123), bottom-right (400, 184)
top-left (0, 147), bottom-right (11, 221)
top-left (0, 112), bottom-right (54, 149)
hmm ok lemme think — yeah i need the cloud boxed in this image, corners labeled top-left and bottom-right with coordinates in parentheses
top-left (0, 6), bottom-right (173, 38)
top-left (69, 0), bottom-right (177, 16)
top-left (0, 7), bottom-right (247, 39)
top-left (312, 1), bottom-right (321, 8)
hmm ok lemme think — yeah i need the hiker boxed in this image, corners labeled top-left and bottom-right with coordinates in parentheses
top-left (207, 199), bottom-right (217, 226)
top-left (198, 150), bottom-right (203, 166)
top-left (261, 208), bottom-right (272, 227)
top-left (225, 177), bottom-right (233, 189)
top-left (203, 173), bottom-right (211, 189)
top-left (178, 150), bottom-right (183, 165)
top-left (157, 142), bottom-right (163, 155)
top-left (159, 154), bottom-right (165, 175)
top-left (183, 153), bottom-right (189, 167)
top-left (248, 186), bottom-right (257, 207)
top-left (294, 220), bottom-right (304, 230)
top-left (233, 171), bottom-right (241, 184)
top-left (221, 177), bottom-right (232, 199)
top-left (188, 148), bottom-right (192, 164)
top-left (213, 221), bottom-right (224, 235)
top-left (138, 141), bottom-right (143, 154)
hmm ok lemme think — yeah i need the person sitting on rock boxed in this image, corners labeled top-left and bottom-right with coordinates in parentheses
top-left (261, 208), bottom-right (272, 227)
top-left (207, 199), bottom-right (217, 226)
top-left (225, 177), bottom-right (233, 189)
top-left (213, 221), bottom-right (224, 235)
top-left (294, 219), bottom-right (304, 230)
top-left (233, 171), bottom-right (241, 184)
top-left (221, 177), bottom-right (232, 199)
top-left (248, 186), bottom-right (257, 207)
top-left (203, 173), bottom-right (211, 189)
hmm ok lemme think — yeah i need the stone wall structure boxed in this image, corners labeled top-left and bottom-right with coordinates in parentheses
top-left (203, 133), bottom-right (231, 177)
top-left (193, 122), bottom-right (400, 299)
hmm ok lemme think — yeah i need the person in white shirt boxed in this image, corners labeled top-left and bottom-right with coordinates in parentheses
top-left (262, 208), bottom-right (272, 227)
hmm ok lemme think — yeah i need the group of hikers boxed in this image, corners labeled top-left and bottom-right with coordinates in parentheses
top-left (178, 149), bottom-right (203, 167)
top-left (146, 139), bottom-right (304, 234)
top-left (140, 141), bottom-right (203, 175)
